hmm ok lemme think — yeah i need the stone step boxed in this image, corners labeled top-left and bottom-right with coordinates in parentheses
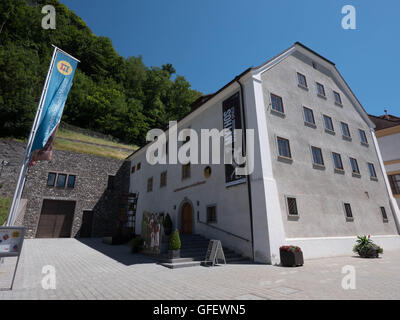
top-left (158, 234), bottom-right (250, 269)
top-left (160, 261), bottom-right (202, 269)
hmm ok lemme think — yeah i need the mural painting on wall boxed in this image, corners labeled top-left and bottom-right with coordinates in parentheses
top-left (141, 211), bottom-right (164, 254)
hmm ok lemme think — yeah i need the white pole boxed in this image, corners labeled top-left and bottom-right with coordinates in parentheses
top-left (6, 47), bottom-right (59, 226)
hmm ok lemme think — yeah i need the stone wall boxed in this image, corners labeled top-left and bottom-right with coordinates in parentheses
top-left (0, 139), bottom-right (130, 238)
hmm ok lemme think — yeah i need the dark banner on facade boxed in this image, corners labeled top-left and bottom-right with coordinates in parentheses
top-left (222, 92), bottom-right (246, 187)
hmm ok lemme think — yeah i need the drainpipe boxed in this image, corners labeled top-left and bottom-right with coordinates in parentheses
top-left (236, 77), bottom-right (255, 261)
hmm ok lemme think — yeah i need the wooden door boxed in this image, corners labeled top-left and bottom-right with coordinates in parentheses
top-left (36, 200), bottom-right (75, 238)
top-left (181, 203), bottom-right (193, 234)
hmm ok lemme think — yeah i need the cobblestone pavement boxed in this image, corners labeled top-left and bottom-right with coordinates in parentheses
top-left (1, 238), bottom-right (399, 300)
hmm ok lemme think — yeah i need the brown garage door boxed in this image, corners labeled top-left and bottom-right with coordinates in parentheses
top-left (36, 200), bottom-right (76, 238)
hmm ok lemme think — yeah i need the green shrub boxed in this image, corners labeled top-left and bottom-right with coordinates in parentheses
top-left (353, 235), bottom-right (383, 257)
top-left (168, 229), bottom-right (181, 250)
top-left (163, 213), bottom-right (173, 235)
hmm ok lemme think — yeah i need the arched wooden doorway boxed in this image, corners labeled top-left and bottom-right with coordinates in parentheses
top-left (181, 202), bottom-right (193, 234)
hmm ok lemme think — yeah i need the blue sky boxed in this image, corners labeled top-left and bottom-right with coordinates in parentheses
top-left (60, 0), bottom-right (400, 116)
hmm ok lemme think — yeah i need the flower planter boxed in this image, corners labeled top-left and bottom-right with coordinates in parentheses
top-left (358, 245), bottom-right (380, 258)
top-left (168, 249), bottom-right (180, 259)
top-left (280, 248), bottom-right (304, 267)
top-left (353, 235), bottom-right (383, 258)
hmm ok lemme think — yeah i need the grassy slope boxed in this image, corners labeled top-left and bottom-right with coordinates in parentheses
top-left (6, 128), bottom-right (138, 160)
top-left (54, 128), bottom-right (137, 160)
top-left (0, 197), bottom-right (11, 225)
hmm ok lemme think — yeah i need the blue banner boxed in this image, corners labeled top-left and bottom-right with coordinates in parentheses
top-left (30, 49), bottom-right (78, 163)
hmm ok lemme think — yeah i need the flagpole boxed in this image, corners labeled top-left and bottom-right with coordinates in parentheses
top-left (6, 47), bottom-right (59, 226)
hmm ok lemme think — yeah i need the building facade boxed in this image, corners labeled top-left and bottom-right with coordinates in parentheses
top-left (370, 114), bottom-right (400, 209)
top-left (0, 139), bottom-right (130, 238)
top-left (128, 43), bottom-right (400, 264)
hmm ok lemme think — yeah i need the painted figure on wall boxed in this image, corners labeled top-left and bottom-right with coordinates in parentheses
top-left (141, 211), bottom-right (163, 253)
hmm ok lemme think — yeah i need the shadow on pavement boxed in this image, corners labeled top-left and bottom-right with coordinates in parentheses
top-left (76, 237), bottom-right (158, 266)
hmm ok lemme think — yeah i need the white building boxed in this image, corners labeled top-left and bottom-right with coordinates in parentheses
top-left (127, 42), bottom-right (400, 264)
top-left (370, 114), bottom-right (400, 209)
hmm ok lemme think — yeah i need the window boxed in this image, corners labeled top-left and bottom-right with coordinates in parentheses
top-left (182, 163), bottom-right (191, 180)
top-left (303, 107), bottom-right (315, 125)
top-left (107, 175), bottom-right (115, 190)
top-left (389, 174), bottom-right (400, 195)
top-left (206, 205), bottom-right (217, 223)
top-left (311, 146), bottom-right (324, 166)
top-left (131, 166), bottom-right (135, 174)
top-left (297, 72), bottom-right (307, 88)
top-left (56, 174), bottom-right (67, 188)
top-left (160, 171), bottom-right (167, 188)
top-left (67, 175), bottom-right (76, 188)
top-left (367, 163), bottom-right (377, 178)
top-left (316, 82), bottom-right (325, 97)
top-left (277, 137), bottom-right (291, 159)
top-left (323, 115), bottom-right (334, 132)
top-left (350, 158), bottom-right (360, 175)
top-left (341, 122), bottom-right (351, 138)
top-left (270, 93), bottom-right (284, 113)
top-left (47, 173), bottom-right (56, 187)
top-left (359, 129), bottom-right (368, 144)
top-left (147, 177), bottom-right (153, 192)
top-left (344, 203), bottom-right (353, 219)
top-left (380, 207), bottom-right (388, 222)
top-left (332, 152), bottom-right (344, 170)
top-left (287, 197), bottom-right (298, 216)
top-left (333, 91), bottom-right (342, 105)
top-left (137, 162), bottom-right (141, 171)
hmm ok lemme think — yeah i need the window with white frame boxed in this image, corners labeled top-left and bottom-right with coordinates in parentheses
top-left (277, 137), bottom-right (291, 159)
top-left (341, 122), bottom-right (351, 138)
top-left (270, 93), bottom-right (284, 113)
top-left (333, 91), bottom-right (342, 105)
top-left (323, 115), bottom-right (334, 132)
top-left (311, 146), bottom-right (324, 166)
top-left (303, 107), bottom-right (315, 125)
top-left (316, 82), bottom-right (326, 97)
top-left (297, 72), bottom-right (307, 88)
top-left (332, 152), bottom-right (344, 170)
top-left (367, 163), bottom-right (377, 178)
top-left (359, 129), bottom-right (368, 144)
top-left (350, 157), bottom-right (360, 174)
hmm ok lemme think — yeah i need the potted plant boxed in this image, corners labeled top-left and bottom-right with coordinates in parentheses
top-left (353, 235), bottom-right (383, 258)
top-left (168, 229), bottom-right (181, 259)
top-left (280, 245), bottom-right (304, 267)
top-left (130, 237), bottom-right (144, 253)
top-left (163, 213), bottom-right (173, 236)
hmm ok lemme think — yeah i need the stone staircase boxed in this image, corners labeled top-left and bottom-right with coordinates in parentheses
top-left (159, 234), bottom-right (251, 269)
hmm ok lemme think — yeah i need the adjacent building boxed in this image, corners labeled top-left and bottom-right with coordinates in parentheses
top-left (128, 42), bottom-right (400, 264)
top-left (370, 114), bottom-right (400, 209)
top-left (0, 139), bottom-right (130, 238)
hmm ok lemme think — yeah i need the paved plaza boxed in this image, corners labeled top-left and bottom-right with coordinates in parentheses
top-left (1, 238), bottom-right (400, 300)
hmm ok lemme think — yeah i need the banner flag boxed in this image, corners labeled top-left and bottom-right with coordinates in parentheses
top-left (222, 92), bottom-right (246, 187)
top-left (30, 49), bottom-right (78, 165)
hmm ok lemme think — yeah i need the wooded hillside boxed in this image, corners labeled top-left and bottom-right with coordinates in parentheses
top-left (0, 0), bottom-right (201, 145)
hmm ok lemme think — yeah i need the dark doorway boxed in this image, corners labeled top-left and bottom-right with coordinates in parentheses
top-left (36, 200), bottom-right (75, 238)
top-left (181, 202), bottom-right (193, 234)
top-left (80, 210), bottom-right (94, 238)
